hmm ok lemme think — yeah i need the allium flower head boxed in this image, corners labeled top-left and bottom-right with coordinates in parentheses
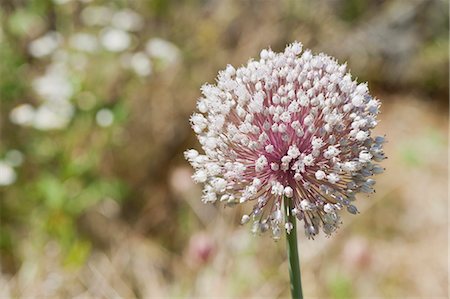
top-left (185, 42), bottom-right (385, 239)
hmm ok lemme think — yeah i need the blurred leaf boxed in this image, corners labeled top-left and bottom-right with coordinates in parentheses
top-left (113, 101), bottom-right (129, 124)
top-left (337, 0), bottom-right (368, 23)
top-left (328, 273), bottom-right (354, 299)
top-left (7, 9), bottom-right (44, 37)
top-left (0, 43), bottom-right (27, 101)
top-left (45, 210), bottom-right (73, 243)
top-left (426, 128), bottom-right (446, 147)
top-left (400, 146), bottom-right (421, 167)
top-left (148, 0), bottom-right (171, 16)
top-left (0, 226), bottom-right (13, 251)
top-left (37, 174), bottom-right (66, 210)
top-left (63, 239), bottom-right (91, 269)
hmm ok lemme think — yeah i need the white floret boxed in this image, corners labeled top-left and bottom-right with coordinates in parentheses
top-left (359, 150), bottom-right (372, 163)
top-left (192, 170), bottom-right (207, 183)
top-left (255, 155), bottom-right (268, 172)
top-left (284, 186), bottom-right (294, 198)
top-left (315, 170), bottom-right (326, 180)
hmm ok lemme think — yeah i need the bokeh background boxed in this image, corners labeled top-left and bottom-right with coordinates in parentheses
top-left (0, 0), bottom-right (448, 298)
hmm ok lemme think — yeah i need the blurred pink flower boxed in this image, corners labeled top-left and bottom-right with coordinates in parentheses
top-left (169, 166), bottom-right (196, 194)
top-left (186, 232), bottom-right (215, 267)
top-left (342, 237), bottom-right (372, 270)
top-left (185, 42), bottom-right (385, 239)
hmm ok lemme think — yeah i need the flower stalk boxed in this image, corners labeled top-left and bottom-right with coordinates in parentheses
top-left (284, 196), bottom-right (303, 299)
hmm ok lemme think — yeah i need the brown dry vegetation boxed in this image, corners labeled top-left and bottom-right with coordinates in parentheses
top-left (0, 0), bottom-right (448, 298)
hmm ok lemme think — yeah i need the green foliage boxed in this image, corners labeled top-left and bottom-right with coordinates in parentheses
top-left (328, 273), bottom-right (354, 299)
top-left (0, 0), bottom-right (133, 270)
top-left (400, 128), bottom-right (446, 168)
top-left (338, 0), bottom-right (368, 23)
top-left (0, 41), bottom-right (27, 102)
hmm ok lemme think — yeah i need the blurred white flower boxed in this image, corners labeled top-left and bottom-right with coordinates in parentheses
top-left (100, 28), bottom-right (131, 52)
top-left (111, 9), bottom-right (144, 32)
top-left (0, 161), bottom-right (17, 186)
top-left (10, 104), bottom-right (35, 126)
top-left (9, 101), bottom-right (74, 131)
top-left (17, 62), bottom-right (76, 131)
top-left (69, 33), bottom-right (99, 53)
top-left (81, 6), bottom-right (113, 26)
top-left (33, 102), bottom-right (74, 130)
top-left (32, 64), bottom-right (73, 102)
top-left (5, 150), bottom-right (24, 167)
top-left (130, 52), bottom-right (152, 77)
top-left (53, 0), bottom-right (72, 4)
top-left (28, 31), bottom-right (62, 58)
top-left (145, 38), bottom-right (180, 66)
top-left (96, 108), bottom-right (114, 127)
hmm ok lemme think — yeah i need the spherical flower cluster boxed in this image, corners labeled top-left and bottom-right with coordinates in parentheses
top-left (185, 42), bottom-right (385, 239)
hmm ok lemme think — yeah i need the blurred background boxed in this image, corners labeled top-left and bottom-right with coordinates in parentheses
top-left (0, 0), bottom-right (448, 298)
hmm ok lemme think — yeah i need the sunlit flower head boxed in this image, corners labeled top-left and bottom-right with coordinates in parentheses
top-left (185, 42), bottom-right (385, 239)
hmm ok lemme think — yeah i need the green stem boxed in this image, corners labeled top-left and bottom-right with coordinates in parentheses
top-left (284, 196), bottom-right (304, 299)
